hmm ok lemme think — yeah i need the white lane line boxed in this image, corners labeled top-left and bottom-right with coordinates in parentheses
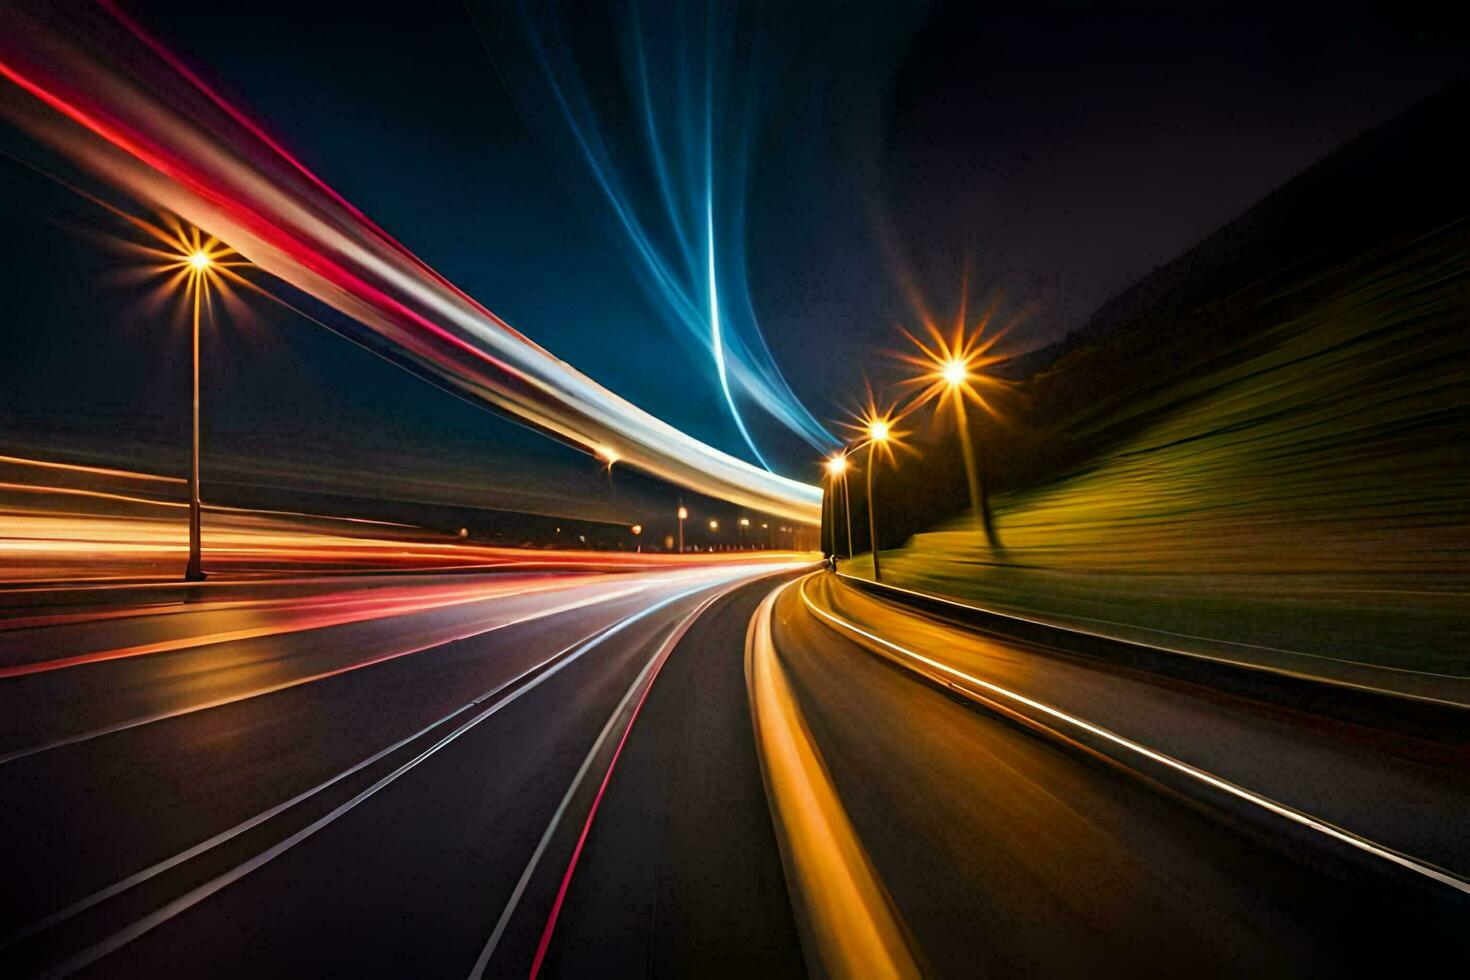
top-left (30, 579), bottom-right (727, 979)
top-left (0, 584), bottom-right (650, 767)
top-left (468, 569), bottom-right (782, 977)
top-left (801, 577), bottom-right (1470, 897)
top-left (1, 591), bottom-right (658, 953)
top-left (0, 590), bottom-right (659, 952)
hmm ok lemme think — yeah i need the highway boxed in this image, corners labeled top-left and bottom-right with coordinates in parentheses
top-left (0, 561), bottom-right (808, 977)
top-left (1, 564), bottom-right (1466, 977)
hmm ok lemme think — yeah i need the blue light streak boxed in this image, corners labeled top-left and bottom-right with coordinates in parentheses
top-left (503, 1), bottom-right (839, 472)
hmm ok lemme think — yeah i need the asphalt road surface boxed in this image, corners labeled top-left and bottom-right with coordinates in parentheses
top-left (1, 564), bottom-right (1465, 977)
top-left (0, 562), bottom-right (807, 977)
top-left (762, 573), bottom-right (1470, 977)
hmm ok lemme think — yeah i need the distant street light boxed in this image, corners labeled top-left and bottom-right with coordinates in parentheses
top-left (739, 516), bottom-right (749, 549)
top-left (630, 523), bottom-right (642, 553)
top-left (824, 453), bottom-right (853, 563)
top-left (677, 504), bottom-right (688, 553)
top-left (840, 398), bottom-right (906, 582)
top-left (864, 421), bottom-right (891, 580)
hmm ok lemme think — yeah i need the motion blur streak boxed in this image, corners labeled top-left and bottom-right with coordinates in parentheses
top-left (0, 5), bottom-right (821, 523)
top-left (487, 2), bottom-right (837, 462)
top-left (0, 505), bottom-right (802, 583)
top-left (0, 455), bottom-right (181, 484)
top-left (746, 582), bottom-right (920, 979)
top-left (0, 578), bottom-right (575, 678)
top-left (797, 577), bottom-right (1470, 897)
top-left (0, 582), bottom-right (648, 767)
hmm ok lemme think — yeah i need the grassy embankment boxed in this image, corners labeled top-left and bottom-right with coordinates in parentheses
top-left (849, 225), bottom-right (1468, 687)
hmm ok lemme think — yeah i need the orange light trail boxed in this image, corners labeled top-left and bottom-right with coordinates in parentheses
top-left (0, 454), bottom-right (184, 484)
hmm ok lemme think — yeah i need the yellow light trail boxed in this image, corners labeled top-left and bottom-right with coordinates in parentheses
top-left (746, 581), bottom-right (920, 978)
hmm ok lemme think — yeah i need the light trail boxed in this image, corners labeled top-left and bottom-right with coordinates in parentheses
top-left (0, 578), bottom-right (579, 679)
top-left (0, 581), bottom-right (651, 767)
top-left (746, 579), bottom-right (920, 980)
top-left (483, 2), bottom-right (838, 464)
top-left (706, 195), bottom-right (769, 469)
top-left (0, 454), bottom-right (183, 484)
top-left (0, 5), bottom-right (822, 524)
top-left (0, 504), bottom-right (809, 584)
top-left (797, 575), bottom-right (1470, 897)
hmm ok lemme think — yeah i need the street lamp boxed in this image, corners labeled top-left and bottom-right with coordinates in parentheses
top-left (123, 220), bottom-right (255, 581)
top-left (899, 320), bottom-right (1010, 550)
top-left (677, 504), bottom-right (688, 553)
top-left (864, 418), bottom-right (892, 581)
top-left (182, 246), bottom-right (216, 581)
top-left (630, 523), bottom-right (642, 553)
top-left (941, 356), bottom-right (997, 547)
top-left (739, 516), bottom-right (749, 549)
top-left (824, 453), bottom-right (853, 563)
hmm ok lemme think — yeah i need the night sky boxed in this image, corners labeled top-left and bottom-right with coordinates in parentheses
top-left (1, 1), bottom-right (1464, 516)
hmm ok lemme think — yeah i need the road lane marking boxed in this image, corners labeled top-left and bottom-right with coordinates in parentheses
top-left (747, 580), bottom-right (921, 980)
top-left (0, 584), bottom-right (651, 767)
top-left (527, 589), bottom-right (723, 977)
top-left (468, 574), bottom-right (755, 978)
top-left (802, 576), bottom-right (1470, 898)
top-left (19, 579), bottom-right (727, 977)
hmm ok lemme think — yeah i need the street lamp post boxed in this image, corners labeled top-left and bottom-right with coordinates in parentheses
top-left (865, 420), bottom-right (890, 581)
top-left (631, 523), bottom-right (642, 553)
top-left (842, 469), bottom-right (854, 560)
top-left (824, 453), bottom-right (850, 565)
top-left (941, 358), bottom-right (1000, 549)
top-left (183, 249), bottom-right (212, 581)
top-left (677, 504), bottom-right (687, 554)
top-left (739, 517), bottom-right (749, 550)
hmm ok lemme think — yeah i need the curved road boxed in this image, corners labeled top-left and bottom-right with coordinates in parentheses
top-left (0, 565), bottom-right (1465, 976)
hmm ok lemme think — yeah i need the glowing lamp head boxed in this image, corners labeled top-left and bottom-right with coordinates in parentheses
top-left (740, 518), bottom-right (750, 527)
top-left (867, 420), bottom-right (890, 443)
top-left (709, 519), bottom-right (719, 531)
top-left (824, 454), bottom-right (848, 477)
top-left (942, 358), bottom-right (968, 387)
top-left (677, 506), bottom-right (688, 520)
top-left (187, 250), bottom-right (212, 272)
top-left (630, 524), bottom-right (642, 535)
